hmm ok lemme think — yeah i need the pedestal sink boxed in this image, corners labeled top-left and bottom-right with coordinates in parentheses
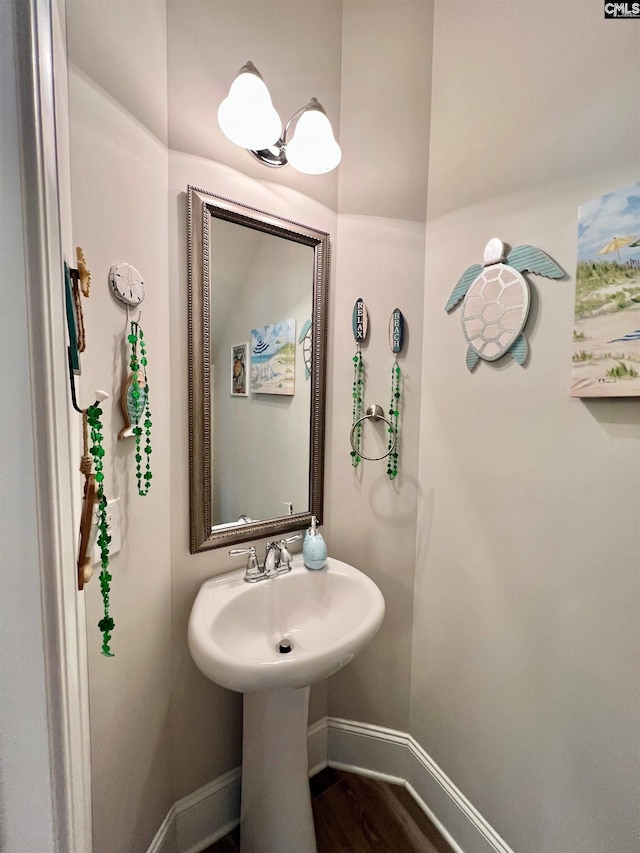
top-left (188, 556), bottom-right (385, 853)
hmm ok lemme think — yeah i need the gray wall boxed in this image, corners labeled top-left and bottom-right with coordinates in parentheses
top-left (67, 4), bottom-right (174, 851)
top-left (325, 0), bottom-right (431, 733)
top-left (412, 3), bottom-right (640, 852)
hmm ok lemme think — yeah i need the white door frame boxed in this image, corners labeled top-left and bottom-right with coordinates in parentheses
top-left (9, 0), bottom-right (92, 849)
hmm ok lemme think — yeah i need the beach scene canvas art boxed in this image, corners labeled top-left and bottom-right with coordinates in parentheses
top-left (571, 181), bottom-right (640, 398)
top-left (251, 319), bottom-right (296, 395)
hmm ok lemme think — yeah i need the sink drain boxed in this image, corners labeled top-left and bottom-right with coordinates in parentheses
top-left (276, 638), bottom-right (293, 654)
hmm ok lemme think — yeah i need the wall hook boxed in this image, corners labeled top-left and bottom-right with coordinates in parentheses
top-left (68, 350), bottom-right (110, 414)
top-left (124, 305), bottom-right (143, 330)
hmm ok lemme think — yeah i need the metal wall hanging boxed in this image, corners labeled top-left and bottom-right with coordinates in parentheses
top-left (445, 238), bottom-right (564, 371)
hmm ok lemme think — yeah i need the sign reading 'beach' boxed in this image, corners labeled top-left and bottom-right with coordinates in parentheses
top-left (571, 181), bottom-right (640, 398)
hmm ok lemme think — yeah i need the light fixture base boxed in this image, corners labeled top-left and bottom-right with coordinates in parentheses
top-left (248, 140), bottom-right (288, 169)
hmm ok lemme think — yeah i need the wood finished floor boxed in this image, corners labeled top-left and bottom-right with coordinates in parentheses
top-left (204, 767), bottom-right (455, 853)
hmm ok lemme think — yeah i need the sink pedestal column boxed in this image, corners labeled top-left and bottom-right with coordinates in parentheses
top-left (241, 685), bottom-right (317, 853)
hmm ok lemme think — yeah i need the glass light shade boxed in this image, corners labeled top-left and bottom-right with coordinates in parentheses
top-left (218, 69), bottom-right (282, 151)
top-left (285, 107), bottom-right (341, 175)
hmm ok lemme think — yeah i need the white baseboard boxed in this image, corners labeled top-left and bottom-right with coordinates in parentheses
top-left (307, 715), bottom-right (329, 776)
top-left (327, 718), bottom-right (513, 853)
top-left (147, 716), bottom-right (513, 853)
top-left (147, 767), bottom-right (241, 853)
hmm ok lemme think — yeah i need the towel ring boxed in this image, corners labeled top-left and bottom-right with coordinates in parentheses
top-left (350, 404), bottom-right (397, 461)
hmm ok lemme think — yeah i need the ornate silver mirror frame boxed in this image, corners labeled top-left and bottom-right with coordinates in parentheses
top-left (187, 186), bottom-right (329, 552)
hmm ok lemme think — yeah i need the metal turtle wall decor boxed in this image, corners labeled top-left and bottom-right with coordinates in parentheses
top-left (298, 318), bottom-right (312, 380)
top-left (445, 238), bottom-right (564, 371)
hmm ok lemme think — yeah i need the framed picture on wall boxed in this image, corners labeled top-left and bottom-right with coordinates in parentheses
top-left (571, 180), bottom-right (640, 398)
top-left (230, 342), bottom-right (249, 396)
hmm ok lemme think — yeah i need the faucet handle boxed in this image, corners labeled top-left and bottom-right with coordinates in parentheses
top-left (278, 544), bottom-right (293, 567)
top-left (278, 534), bottom-right (301, 568)
top-left (229, 546), bottom-right (260, 578)
top-left (229, 546), bottom-right (256, 557)
top-left (264, 542), bottom-right (280, 576)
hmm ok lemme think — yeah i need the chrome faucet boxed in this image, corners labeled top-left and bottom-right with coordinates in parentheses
top-left (230, 535), bottom-right (302, 583)
top-left (264, 537), bottom-right (298, 576)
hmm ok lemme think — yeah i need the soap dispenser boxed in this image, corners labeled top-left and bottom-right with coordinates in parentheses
top-left (303, 515), bottom-right (327, 570)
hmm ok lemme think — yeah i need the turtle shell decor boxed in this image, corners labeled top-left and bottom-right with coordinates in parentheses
top-left (445, 238), bottom-right (564, 371)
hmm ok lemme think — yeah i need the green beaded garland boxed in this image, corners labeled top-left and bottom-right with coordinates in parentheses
top-left (351, 348), bottom-right (365, 467)
top-left (129, 321), bottom-right (153, 496)
top-left (87, 402), bottom-right (114, 656)
top-left (386, 360), bottom-right (401, 480)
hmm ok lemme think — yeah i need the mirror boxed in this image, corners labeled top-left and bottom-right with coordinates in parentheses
top-left (188, 186), bottom-right (329, 552)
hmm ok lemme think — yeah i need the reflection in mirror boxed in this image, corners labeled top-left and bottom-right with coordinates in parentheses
top-left (212, 220), bottom-right (312, 524)
top-left (188, 187), bottom-right (329, 552)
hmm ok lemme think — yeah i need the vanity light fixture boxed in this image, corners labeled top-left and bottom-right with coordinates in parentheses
top-left (218, 61), bottom-right (341, 175)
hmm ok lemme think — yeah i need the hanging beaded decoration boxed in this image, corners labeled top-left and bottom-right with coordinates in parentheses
top-left (351, 347), bottom-right (365, 466)
top-left (87, 402), bottom-right (115, 656)
top-left (128, 320), bottom-right (153, 496)
top-left (350, 298), bottom-right (369, 468)
top-left (386, 360), bottom-right (401, 479)
top-left (387, 308), bottom-right (405, 480)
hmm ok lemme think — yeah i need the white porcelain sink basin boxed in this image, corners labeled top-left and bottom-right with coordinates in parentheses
top-left (188, 556), bottom-right (385, 693)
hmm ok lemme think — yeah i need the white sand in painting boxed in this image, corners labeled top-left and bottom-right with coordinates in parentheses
top-left (251, 345), bottom-right (295, 395)
top-left (571, 305), bottom-right (640, 397)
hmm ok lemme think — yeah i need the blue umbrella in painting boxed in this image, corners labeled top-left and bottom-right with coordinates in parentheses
top-left (608, 330), bottom-right (640, 343)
